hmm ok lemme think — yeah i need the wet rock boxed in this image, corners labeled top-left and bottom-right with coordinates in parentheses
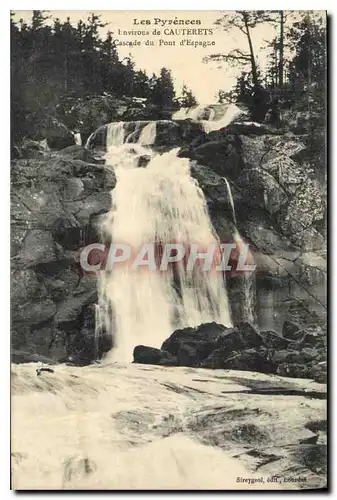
top-left (135, 318), bottom-right (327, 381)
top-left (276, 363), bottom-right (310, 379)
top-left (311, 361), bottom-right (327, 384)
top-left (54, 291), bottom-right (97, 326)
top-left (190, 162), bottom-right (232, 211)
top-left (216, 322), bottom-right (263, 352)
top-left (161, 322), bottom-right (226, 366)
top-left (259, 330), bottom-right (290, 349)
top-left (11, 349), bottom-right (56, 364)
top-left (282, 320), bottom-right (302, 340)
top-left (301, 333), bottom-right (322, 348)
top-left (133, 345), bottom-right (178, 366)
top-left (208, 347), bottom-right (274, 373)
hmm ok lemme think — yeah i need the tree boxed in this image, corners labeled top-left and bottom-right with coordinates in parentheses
top-left (205, 11), bottom-right (274, 120)
top-left (286, 12), bottom-right (326, 178)
top-left (278, 10), bottom-right (285, 89)
top-left (10, 10), bottom-right (178, 145)
top-left (149, 67), bottom-right (175, 107)
top-left (179, 85), bottom-right (198, 107)
top-left (204, 11), bottom-right (272, 91)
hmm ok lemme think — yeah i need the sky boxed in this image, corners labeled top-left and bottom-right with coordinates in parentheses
top-left (12, 10), bottom-right (323, 104)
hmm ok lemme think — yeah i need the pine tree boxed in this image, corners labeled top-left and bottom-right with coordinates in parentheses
top-left (149, 67), bottom-right (175, 107)
top-left (180, 85), bottom-right (198, 107)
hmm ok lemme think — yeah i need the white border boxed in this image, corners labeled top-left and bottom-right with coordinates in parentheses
top-left (1, 3), bottom-right (333, 498)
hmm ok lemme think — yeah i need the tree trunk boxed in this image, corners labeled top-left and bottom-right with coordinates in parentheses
top-left (242, 12), bottom-right (259, 90)
top-left (278, 11), bottom-right (284, 89)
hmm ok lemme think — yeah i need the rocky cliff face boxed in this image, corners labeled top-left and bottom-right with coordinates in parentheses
top-left (11, 119), bottom-right (326, 364)
top-left (180, 125), bottom-right (326, 255)
top-left (11, 152), bottom-right (115, 364)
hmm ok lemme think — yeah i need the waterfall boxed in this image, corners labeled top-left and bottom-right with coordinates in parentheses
top-left (202, 104), bottom-right (244, 133)
top-left (98, 126), bottom-right (232, 361)
top-left (172, 103), bottom-right (245, 132)
top-left (138, 122), bottom-right (157, 146)
top-left (74, 132), bottom-right (82, 146)
top-left (85, 122), bottom-right (125, 149)
top-left (222, 177), bottom-right (237, 228)
top-left (106, 122), bottom-right (125, 148)
top-left (172, 105), bottom-right (206, 121)
top-left (223, 178), bottom-right (256, 327)
top-left (243, 273), bottom-right (256, 325)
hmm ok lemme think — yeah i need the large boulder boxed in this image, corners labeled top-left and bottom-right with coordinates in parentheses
top-left (133, 345), bottom-right (178, 366)
top-left (161, 322), bottom-right (226, 367)
top-left (134, 319), bottom-right (326, 381)
top-left (33, 115), bottom-right (75, 150)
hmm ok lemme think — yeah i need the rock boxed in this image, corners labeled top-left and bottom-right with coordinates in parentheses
top-left (282, 320), bottom-right (302, 340)
top-left (259, 330), bottom-right (290, 349)
top-left (291, 228), bottom-right (325, 253)
top-left (54, 291), bottom-right (97, 326)
top-left (278, 179), bottom-right (324, 237)
top-left (273, 349), bottom-right (303, 364)
top-left (133, 345), bottom-right (178, 366)
top-left (193, 136), bottom-right (243, 178)
top-left (190, 162), bottom-right (233, 213)
top-left (161, 322), bottom-right (226, 366)
top-left (13, 299), bottom-right (57, 326)
top-left (11, 155), bottom-right (115, 361)
top-left (311, 361), bottom-right (327, 384)
top-left (34, 115), bottom-right (75, 150)
top-left (190, 131), bottom-right (325, 254)
top-left (19, 229), bottom-right (58, 266)
top-left (11, 349), bottom-right (56, 364)
top-left (301, 333), bottom-right (321, 348)
top-left (19, 138), bottom-right (50, 158)
top-left (216, 322), bottom-right (263, 352)
top-left (277, 362), bottom-right (310, 378)
top-left (200, 348), bottom-right (226, 369)
top-left (219, 348), bottom-right (275, 373)
top-left (58, 145), bottom-right (104, 165)
top-left (11, 269), bottom-right (46, 303)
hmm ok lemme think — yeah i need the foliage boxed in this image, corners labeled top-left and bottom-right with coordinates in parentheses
top-left (177, 85), bottom-right (198, 108)
top-left (209, 11), bottom-right (326, 177)
top-left (10, 11), bottom-right (179, 143)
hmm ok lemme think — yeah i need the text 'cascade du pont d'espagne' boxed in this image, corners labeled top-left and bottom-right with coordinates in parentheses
top-left (114, 16), bottom-right (216, 48)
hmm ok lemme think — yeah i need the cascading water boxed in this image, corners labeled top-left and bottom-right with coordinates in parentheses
top-left (74, 132), bottom-right (82, 146)
top-left (172, 105), bottom-right (210, 121)
top-left (172, 103), bottom-right (246, 133)
top-left (222, 177), bottom-right (237, 228)
top-left (97, 121), bottom-right (232, 361)
top-left (106, 121), bottom-right (125, 147)
top-left (138, 122), bottom-right (157, 146)
top-left (222, 176), bottom-right (256, 326)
